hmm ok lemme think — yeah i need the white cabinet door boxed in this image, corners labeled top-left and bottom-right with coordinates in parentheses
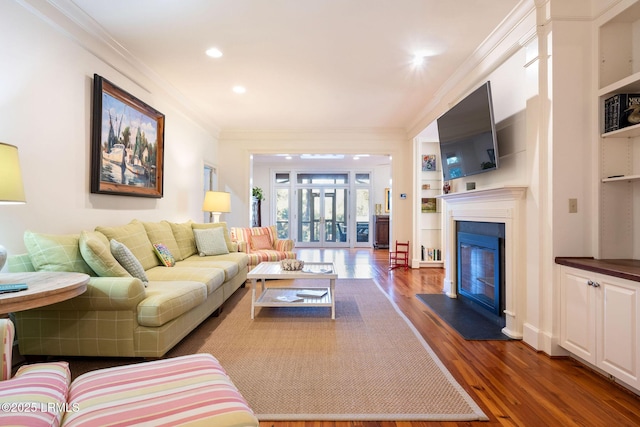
top-left (598, 278), bottom-right (639, 389)
top-left (560, 269), bottom-right (597, 364)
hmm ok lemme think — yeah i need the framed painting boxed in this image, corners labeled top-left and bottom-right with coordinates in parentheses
top-left (91, 74), bottom-right (165, 198)
top-left (422, 154), bottom-right (437, 171)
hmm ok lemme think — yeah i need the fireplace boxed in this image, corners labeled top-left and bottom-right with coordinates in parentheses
top-left (457, 227), bottom-right (504, 318)
top-left (439, 186), bottom-right (527, 339)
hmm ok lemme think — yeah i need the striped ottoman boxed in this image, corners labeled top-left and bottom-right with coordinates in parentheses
top-left (61, 353), bottom-right (258, 427)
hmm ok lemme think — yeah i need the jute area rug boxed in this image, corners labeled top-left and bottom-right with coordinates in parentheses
top-left (167, 278), bottom-right (487, 422)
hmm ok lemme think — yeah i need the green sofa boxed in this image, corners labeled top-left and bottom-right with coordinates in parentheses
top-left (8, 220), bottom-right (249, 358)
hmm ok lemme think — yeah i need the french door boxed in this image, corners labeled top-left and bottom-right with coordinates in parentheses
top-left (297, 187), bottom-right (348, 247)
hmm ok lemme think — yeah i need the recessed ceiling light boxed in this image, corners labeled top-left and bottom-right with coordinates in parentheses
top-left (233, 86), bottom-right (246, 94)
top-left (412, 50), bottom-right (434, 67)
top-left (206, 47), bottom-right (223, 58)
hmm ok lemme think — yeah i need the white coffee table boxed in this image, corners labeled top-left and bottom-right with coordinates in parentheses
top-left (247, 261), bottom-right (338, 319)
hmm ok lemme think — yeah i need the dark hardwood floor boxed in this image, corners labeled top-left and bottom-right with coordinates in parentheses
top-left (280, 248), bottom-right (640, 427)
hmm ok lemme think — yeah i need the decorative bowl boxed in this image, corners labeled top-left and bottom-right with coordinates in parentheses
top-left (280, 259), bottom-right (304, 271)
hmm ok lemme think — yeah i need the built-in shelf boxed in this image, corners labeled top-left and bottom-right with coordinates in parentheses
top-left (601, 123), bottom-right (640, 139)
top-left (598, 70), bottom-right (640, 97)
top-left (602, 174), bottom-right (640, 183)
top-left (418, 260), bottom-right (444, 267)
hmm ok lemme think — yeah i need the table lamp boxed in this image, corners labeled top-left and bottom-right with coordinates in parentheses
top-left (0, 143), bottom-right (26, 270)
top-left (202, 191), bottom-right (231, 223)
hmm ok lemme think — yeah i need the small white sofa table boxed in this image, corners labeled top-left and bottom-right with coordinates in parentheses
top-left (247, 261), bottom-right (338, 319)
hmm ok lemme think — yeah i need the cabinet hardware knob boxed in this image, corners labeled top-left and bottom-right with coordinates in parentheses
top-left (587, 280), bottom-right (595, 287)
top-left (592, 281), bottom-right (600, 288)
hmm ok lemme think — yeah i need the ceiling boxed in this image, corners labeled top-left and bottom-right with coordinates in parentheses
top-left (62, 0), bottom-right (521, 134)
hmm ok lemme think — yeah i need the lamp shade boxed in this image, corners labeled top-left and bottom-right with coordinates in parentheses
top-left (0, 143), bottom-right (26, 204)
top-left (202, 191), bottom-right (231, 213)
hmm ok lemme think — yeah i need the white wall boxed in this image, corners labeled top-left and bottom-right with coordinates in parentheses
top-left (0, 1), bottom-right (217, 263)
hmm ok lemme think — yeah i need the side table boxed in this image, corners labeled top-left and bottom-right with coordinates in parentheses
top-left (0, 271), bottom-right (89, 314)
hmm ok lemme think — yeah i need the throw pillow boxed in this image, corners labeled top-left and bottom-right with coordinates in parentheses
top-left (79, 231), bottom-right (131, 278)
top-left (153, 243), bottom-right (176, 267)
top-left (24, 231), bottom-right (95, 276)
top-left (193, 227), bottom-right (230, 256)
top-left (110, 239), bottom-right (149, 285)
top-left (192, 222), bottom-right (235, 252)
top-left (251, 234), bottom-right (273, 250)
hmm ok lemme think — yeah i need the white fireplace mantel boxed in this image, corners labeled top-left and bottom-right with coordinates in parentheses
top-left (438, 185), bottom-right (528, 339)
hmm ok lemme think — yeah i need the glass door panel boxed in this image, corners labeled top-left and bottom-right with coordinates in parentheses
top-left (297, 187), bottom-right (348, 247)
top-left (355, 188), bottom-right (371, 245)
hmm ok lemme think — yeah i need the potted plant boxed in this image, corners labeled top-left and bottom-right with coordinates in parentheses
top-left (252, 187), bottom-right (264, 201)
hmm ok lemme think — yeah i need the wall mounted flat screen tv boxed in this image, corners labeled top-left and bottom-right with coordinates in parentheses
top-left (437, 81), bottom-right (499, 181)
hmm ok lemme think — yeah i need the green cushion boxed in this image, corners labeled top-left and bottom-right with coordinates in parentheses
top-left (23, 231), bottom-right (95, 275)
top-left (110, 239), bottom-right (149, 284)
top-left (193, 227), bottom-right (230, 256)
top-left (96, 220), bottom-right (158, 271)
top-left (137, 281), bottom-right (207, 327)
top-left (79, 231), bottom-right (131, 278)
top-left (143, 221), bottom-right (183, 261)
top-left (192, 222), bottom-right (234, 253)
top-left (165, 220), bottom-right (197, 259)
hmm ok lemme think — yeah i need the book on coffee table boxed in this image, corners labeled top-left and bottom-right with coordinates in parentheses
top-left (296, 289), bottom-right (328, 298)
top-left (275, 295), bottom-right (304, 303)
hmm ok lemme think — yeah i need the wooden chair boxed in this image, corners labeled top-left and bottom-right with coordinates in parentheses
top-left (389, 240), bottom-right (409, 270)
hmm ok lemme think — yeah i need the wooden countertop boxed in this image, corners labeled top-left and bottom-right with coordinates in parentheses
top-left (555, 257), bottom-right (640, 283)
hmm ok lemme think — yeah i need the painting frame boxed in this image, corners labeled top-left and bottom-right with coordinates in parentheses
top-left (91, 74), bottom-right (165, 198)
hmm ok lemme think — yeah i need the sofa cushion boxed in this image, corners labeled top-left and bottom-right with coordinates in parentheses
top-left (192, 222), bottom-right (235, 253)
top-left (24, 231), bottom-right (95, 276)
top-left (62, 354), bottom-right (258, 427)
top-left (143, 221), bottom-right (184, 261)
top-left (182, 252), bottom-right (249, 270)
top-left (0, 361), bottom-right (71, 427)
top-left (193, 227), bottom-right (230, 256)
top-left (110, 239), bottom-right (149, 284)
top-left (152, 243), bottom-right (176, 267)
top-left (165, 220), bottom-right (197, 259)
top-left (79, 231), bottom-right (131, 278)
top-left (146, 266), bottom-right (226, 294)
top-left (96, 220), bottom-right (159, 270)
top-left (176, 259), bottom-right (240, 282)
top-left (137, 281), bottom-right (207, 327)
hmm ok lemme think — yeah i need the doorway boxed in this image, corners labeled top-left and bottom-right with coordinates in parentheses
top-left (297, 187), bottom-right (348, 247)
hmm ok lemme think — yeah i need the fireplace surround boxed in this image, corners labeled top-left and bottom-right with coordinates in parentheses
top-left (438, 186), bottom-right (527, 339)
